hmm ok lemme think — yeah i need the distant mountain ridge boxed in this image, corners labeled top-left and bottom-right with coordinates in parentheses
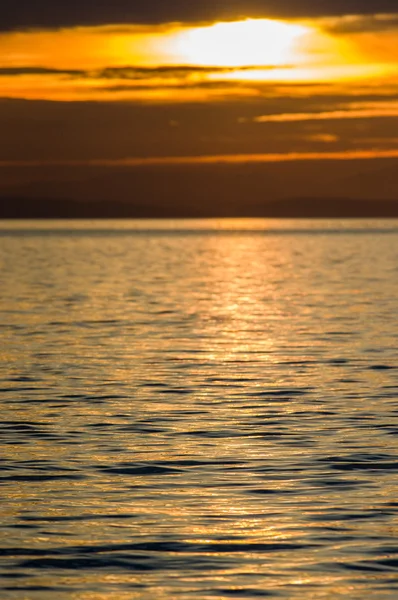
top-left (1, 158), bottom-right (398, 218)
top-left (1, 196), bottom-right (398, 218)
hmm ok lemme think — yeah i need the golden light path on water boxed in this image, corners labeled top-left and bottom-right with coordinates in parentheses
top-left (2, 220), bottom-right (398, 598)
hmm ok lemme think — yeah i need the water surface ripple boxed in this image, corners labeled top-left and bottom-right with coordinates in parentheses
top-left (1, 219), bottom-right (398, 599)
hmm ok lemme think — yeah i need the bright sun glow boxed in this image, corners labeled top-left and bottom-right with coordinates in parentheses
top-left (172, 19), bottom-right (309, 67)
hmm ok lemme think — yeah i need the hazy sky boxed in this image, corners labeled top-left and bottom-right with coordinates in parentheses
top-left (0, 0), bottom-right (397, 203)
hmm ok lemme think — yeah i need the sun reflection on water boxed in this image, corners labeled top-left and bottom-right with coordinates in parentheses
top-left (1, 221), bottom-right (398, 598)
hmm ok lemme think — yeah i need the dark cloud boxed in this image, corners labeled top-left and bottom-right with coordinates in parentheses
top-left (1, 0), bottom-right (397, 31)
top-left (0, 94), bottom-right (397, 162)
top-left (0, 67), bottom-right (84, 77)
top-left (99, 65), bottom-right (282, 78)
top-left (96, 81), bottom-right (240, 93)
top-left (0, 65), bottom-right (289, 81)
top-left (324, 14), bottom-right (398, 33)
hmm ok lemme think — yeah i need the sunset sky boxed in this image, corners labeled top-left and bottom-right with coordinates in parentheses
top-left (1, 0), bottom-right (397, 207)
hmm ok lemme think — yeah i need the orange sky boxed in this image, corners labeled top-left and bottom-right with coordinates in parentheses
top-left (1, 15), bottom-right (397, 102)
top-left (0, 11), bottom-right (397, 200)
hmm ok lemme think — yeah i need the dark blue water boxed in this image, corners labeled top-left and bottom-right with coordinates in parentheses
top-left (1, 219), bottom-right (398, 599)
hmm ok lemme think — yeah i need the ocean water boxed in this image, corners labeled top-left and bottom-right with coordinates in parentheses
top-left (1, 218), bottom-right (398, 600)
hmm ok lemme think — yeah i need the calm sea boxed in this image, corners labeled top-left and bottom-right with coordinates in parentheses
top-left (1, 218), bottom-right (398, 599)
